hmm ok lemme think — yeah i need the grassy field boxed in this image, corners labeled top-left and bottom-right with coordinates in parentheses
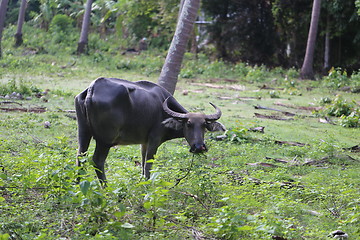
top-left (0, 50), bottom-right (360, 239)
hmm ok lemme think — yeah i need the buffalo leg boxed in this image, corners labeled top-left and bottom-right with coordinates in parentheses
top-left (141, 143), bottom-right (159, 179)
top-left (141, 144), bottom-right (149, 178)
top-left (76, 129), bottom-right (92, 167)
top-left (93, 142), bottom-right (110, 186)
top-left (75, 109), bottom-right (92, 183)
top-left (75, 96), bottom-right (92, 167)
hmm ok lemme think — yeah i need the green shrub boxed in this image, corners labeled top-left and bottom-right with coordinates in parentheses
top-left (319, 97), bottom-right (332, 105)
top-left (49, 14), bottom-right (77, 49)
top-left (269, 90), bottom-right (280, 98)
top-left (50, 14), bottom-right (73, 33)
top-left (245, 65), bottom-right (270, 82)
top-left (0, 79), bottom-right (41, 96)
top-left (339, 111), bottom-right (360, 128)
top-left (318, 95), bottom-right (360, 128)
top-left (233, 62), bottom-right (249, 77)
top-left (350, 71), bottom-right (360, 92)
top-left (323, 67), bottom-right (350, 89)
top-left (325, 96), bottom-right (355, 117)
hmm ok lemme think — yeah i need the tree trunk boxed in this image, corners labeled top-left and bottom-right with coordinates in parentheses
top-left (77, 0), bottom-right (93, 54)
top-left (0, 0), bottom-right (9, 58)
top-left (323, 14), bottom-right (330, 74)
top-left (178, 0), bottom-right (185, 23)
top-left (14, 0), bottom-right (27, 47)
top-left (300, 0), bottom-right (322, 80)
top-left (158, 0), bottom-right (200, 95)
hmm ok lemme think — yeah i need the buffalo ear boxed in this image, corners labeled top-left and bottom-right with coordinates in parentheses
top-left (206, 121), bottom-right (226, 132)
top-left (162, 118), bottom-right (184, 130)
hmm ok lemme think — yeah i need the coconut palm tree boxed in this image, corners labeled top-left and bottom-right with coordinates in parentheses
top-left (300, 0), bottom-right (322, 80)
top-left (0, 0), bottom-right (9, 58)
top-left (158, 0), bottom-right (200, 95)
top-left (14, 0), bottom-right (28, 47)
top-left (77, 0), bottom-right (93, 54)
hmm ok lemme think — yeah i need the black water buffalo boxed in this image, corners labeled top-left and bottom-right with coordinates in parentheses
top-left (75, 78), bottom-right (225, 183)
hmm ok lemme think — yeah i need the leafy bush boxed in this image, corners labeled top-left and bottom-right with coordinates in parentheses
top-left (318, 95), bottom-right (360, 128)
top-left (49, 14), bottom-right (73, 33)
top-left (269, 90), bottom-right (280, 98)
top-left (319, 97), bottom-right (332, 105)
top-left (350, 71), bottom-right (360, 92)
top-left (48, 14), bottom-right (77, 51)
top-left (245, 65), bottom-right (270, 83)
top-left (324, 96), bottom-right (355, 117)
top-left (88, 34), bottom-right (113, 53)
top-left (0, 79), bottom-right (41, 96)
top-left (233, 62), bottom-right (250, 77)
top-left (339, 111), bottom-right (360, 128)
top-left (207, 205), bottom-right (253, 239)
top-left (323, 67), bottom-right (350, 89)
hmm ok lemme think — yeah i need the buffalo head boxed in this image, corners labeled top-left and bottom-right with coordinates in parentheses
top-left (162, 98), bottom-right (225, 153)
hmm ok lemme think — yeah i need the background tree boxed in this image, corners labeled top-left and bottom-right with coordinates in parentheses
top-left (300, 0), bottom-right (322, 79)
top-left (111, 0), bottom-right (179, 49)
top-left (202, 0), bottom-right (279, 65)
top-left (77, 0), bottom-right (93, 54)
top-left (323, 0), bottom-right (360, 72)
top-left (0, 0), bottom-right (9, 58)
top-left (0, 0), bottom-right (359, 75)
top-left (158, 0), bottom-right (200, 95)
top-left (14, 0), bottom-right (28, 47)
top-left (271, 0), bottom-right (313, 68)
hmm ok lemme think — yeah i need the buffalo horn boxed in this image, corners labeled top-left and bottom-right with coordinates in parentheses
top-left (163, 98), bottom-right (188, 120)
top-left (205, 103), bottom-right (222, 121)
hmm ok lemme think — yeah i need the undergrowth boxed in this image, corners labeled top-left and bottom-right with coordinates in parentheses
top-left (1, 101), bottom-right (359, 239)
top-left (0, 26), bottom-right (359, 239)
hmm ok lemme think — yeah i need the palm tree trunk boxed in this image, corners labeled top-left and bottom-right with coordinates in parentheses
top-left (300, 0), bottom-right (322, 80)
top-left (77, 0), bottom-right (93, 54)
top-left (178, 0), bottom-right (185, 23)
top-left (323, 14), bottom-right (330, 73)
top-left (0, 0), bottom-right (9, 58)
top-left (158, 0), bottom-right (200, 95)
top-left (14, 0), bottom-right (27, 47)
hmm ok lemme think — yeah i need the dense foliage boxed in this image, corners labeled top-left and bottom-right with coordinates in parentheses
top-left (0, 38), bottom-right (360, 238)
top-left (202, 0), bottom-right (277, 65)
top-left (2, 0), bottom-right (360, 73)
top-left (0, 1), bottom-right (360, 239)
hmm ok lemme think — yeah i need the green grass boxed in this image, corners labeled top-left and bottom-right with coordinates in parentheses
top-left (1, 43), bottom-right (360, 239)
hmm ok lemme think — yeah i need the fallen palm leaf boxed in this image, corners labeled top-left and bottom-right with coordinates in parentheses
top-left (248, 126), bottom-right (265, 133)
top-left (0, 106), bottom-right (46, 113)
top-left (274, 102), bottom-right (322, 111)
top-left (265, 156), bottom-right (289, 163)
top-left (343, 145), bottom-right (360, 152)
top-left (254, 104), bottom-right (296, 116)
top-left (255, 113), bottom-right (293, 121)
top-left (275, 140), bottom-right (306, 147)
top-left (319, 117), bottom-right (335, 125)
top-left (246, 162), bottom-right (279, 167)
top-left (190, 82), bottom-right (246, 91)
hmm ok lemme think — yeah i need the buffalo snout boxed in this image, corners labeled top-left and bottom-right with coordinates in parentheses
top-left (190, 143), bottom-right (208, 153)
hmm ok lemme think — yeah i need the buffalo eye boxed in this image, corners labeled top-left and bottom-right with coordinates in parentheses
top-left (186, 121), bottom-right (193, 127)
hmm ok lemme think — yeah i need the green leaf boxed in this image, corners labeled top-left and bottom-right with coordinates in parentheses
top-left (237, 225), bottom-right (253, 231)
top-left (0, 233), bottom-right (11, 240)
top-left (143, 201), bottom-right (152, 209)
top-left (121, 223), bottom-right (135, 228)
top-left (158, 180), bottom-right (172, 187)
top-left (114, 210), bottom-right (125, 219)
top-left (80, 180), bottom-right (90, 196)
top-left (150, 172), bottom-right (160, 182)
